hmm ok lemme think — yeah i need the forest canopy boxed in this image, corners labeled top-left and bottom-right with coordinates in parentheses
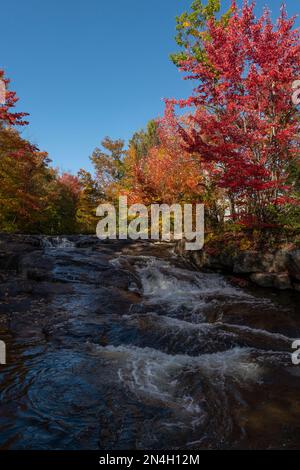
top-left (0, 0), bottom-right (299, 241)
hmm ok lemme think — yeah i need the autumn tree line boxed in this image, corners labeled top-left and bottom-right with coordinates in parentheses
top-left (1, 0), bottom-right (300, 239)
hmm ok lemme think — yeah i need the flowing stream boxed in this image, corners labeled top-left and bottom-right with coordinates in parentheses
top-left (0, 238), bottom-right (300, 449)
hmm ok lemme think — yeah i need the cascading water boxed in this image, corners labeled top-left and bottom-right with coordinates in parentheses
top-left (0, 239), bottom-right (299, 449)
top-left (41, 236), bottom-right (75, 250)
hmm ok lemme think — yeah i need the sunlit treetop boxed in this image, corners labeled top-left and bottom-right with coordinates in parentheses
top-left (0, 69), bottom-right (29, 127)
top-left (170, 0), bottom-right (234, 67)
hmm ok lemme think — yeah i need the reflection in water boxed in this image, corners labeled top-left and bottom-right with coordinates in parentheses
top-left (0, 239), bottom-right (300, 449)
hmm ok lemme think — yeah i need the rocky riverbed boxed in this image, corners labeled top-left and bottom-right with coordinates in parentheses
top-left (175, 240), bottom-right (300, 292)
top-left (0, 234), bottom-right (300, 449)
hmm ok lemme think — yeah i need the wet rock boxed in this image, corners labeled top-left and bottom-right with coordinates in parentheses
top-left (189, 250), bottom-right (208, 269)
top-left (234, 251), bottom-right (274, 274)
top-left (288, 250), bottom-right (300, 281)
top-left (75, 236), bottom-right (100, 248)
top-left (0, 233), bottom-right (39, 245)
top-left (175, 239), bottom-right (299, 292)
top-left (0, 248), bottom-right (21, 271)
top-left (31, 282), bottom-right (74, 296)
top-left (0, 234), bottom-right (44, 271)
top-left (188, 250), bottom-right (234, 272)
top-left (272, 249), bottom-right (290, 272)
top-left (99, 268), bottom-right (142, 291)
top-left (58, 252), bottom-right (111, 271)
top-left (90, 286), bottom-right (137, 316)
top-left (0, 279), bottom-right (35, 298)
top-left (250, 273), bottom-right (292, 290)
top-left (0, 243), bottom-right (40, 271)
top-left (19, 253), bottom-right (54, 281)
top-left (229, 276), bottom-right (250, 288)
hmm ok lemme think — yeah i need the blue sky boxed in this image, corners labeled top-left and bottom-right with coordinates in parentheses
top-left (1, 0), bottom-right (299, 174)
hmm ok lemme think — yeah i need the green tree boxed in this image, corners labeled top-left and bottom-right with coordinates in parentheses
top-left (170, 0), bottom-right (232, 66)
top-left (129, 120), bottom-right (160, 160)
top-left (0, 127), bottom-right (53, 233)
top-left (91, 137), bottom-right (126, 191)
top-left (76, 169), bottom-right (102, 233)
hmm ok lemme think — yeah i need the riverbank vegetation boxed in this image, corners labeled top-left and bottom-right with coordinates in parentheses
top-left (0, 1), bottom-right (299, 250)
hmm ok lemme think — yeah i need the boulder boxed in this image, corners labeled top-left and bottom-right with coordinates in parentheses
top-left (190, 250), bottom-right (210, 269)
top-left (273, 274), bottom-right (292, 290)
top-left (189, 249), bottom-right (235, 272)
top-left (233, 251), bottom-right (274, 274)
top-left (272, 249), bottom-right (290, 272)
top-left (250, 273), bottom-right (292, 290)
top-left (288, 250), bottom-right (300, 281)
top-left (75, 236), bottom-right (100, 248)
top-left (0, 243), bottom-right (41, 271)
top-left (176, 238), bottom-right (299, 292)
top-left (19, 254), bottom-right (54, 281)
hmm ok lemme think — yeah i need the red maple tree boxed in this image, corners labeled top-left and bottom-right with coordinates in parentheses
top-left (0, 69), bottom-right (29, 126)
top-left (162, 1), bottom-right (300, 224)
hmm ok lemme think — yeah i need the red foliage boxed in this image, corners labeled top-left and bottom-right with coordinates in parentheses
top-left (127, 143), bottom-right (205, 205)
top-left (0, 69), bottom-right (29, 126)
top-left (162, 1), bottom-right (300, 223)
top-left (59, 173), bottom-right (82, 197)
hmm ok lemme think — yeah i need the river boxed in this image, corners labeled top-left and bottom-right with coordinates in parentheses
top-left (0, 237), bottom-right (300, 449)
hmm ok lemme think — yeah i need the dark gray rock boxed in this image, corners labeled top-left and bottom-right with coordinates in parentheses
top-left (272, 249), bottom-right (290, 272)
top-left (19, 253), bottom-right (54, 281)
top-left (288, 250), bottom-right (300, 281)
top-left (0, 236), bottom-right (42, 271)
top-left (233, 251), bottom-right (274, 274)
top-left (75, 236), bottom-right (100, 248)
top-left (250, 273), bottom-right (292, 290)
top-left (186, 249), bottom-right (234, 272)
top-left (175, 240), bottom-right (298, 291)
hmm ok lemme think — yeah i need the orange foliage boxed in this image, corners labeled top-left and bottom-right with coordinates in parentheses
top-left (126, 144), bottom-right (205, 205)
